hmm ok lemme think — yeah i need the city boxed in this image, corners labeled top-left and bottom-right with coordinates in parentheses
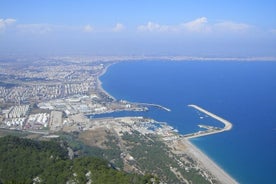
top-left (0, 58), bottom-right (145, 132)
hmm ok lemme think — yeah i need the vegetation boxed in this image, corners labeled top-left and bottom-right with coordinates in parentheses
top-left (0, 128), bottom-right (32, 138)
top-left (0, 135), bottom-right (156, 184)
top-left (122, 131), bottom-right (180, 183)
top-left (122, 131), bottom-right (211, 184)
top-left (60, 132), bottom-right (124, 169)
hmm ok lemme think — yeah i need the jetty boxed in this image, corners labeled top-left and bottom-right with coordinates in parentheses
top-left (183, 104), bottom-right (233, 139)
top-left (132, 102), bottom-right (171, 112)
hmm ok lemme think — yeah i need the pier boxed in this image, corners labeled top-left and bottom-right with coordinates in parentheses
top-left (183, 104), bottom-right (233, 139)
top-left (132, 102), bottom-right (171, 112)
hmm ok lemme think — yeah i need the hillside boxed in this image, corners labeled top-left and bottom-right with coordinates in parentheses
top-left (0, 136), bottom-right (157, 184)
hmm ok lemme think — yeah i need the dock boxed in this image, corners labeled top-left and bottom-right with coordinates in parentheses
top-left (183, 104), bottom-right (233, 139)
top-left (132, 102), bottom-right (171, 112)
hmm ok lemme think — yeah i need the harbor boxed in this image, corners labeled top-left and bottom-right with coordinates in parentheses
top-left (131, 102), bottom-right (171, 112)
top-left (183, 104), bottom-right (233, 139)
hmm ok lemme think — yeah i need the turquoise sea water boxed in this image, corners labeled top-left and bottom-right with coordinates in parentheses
top-left (100, 61), bottom-right (276, 184)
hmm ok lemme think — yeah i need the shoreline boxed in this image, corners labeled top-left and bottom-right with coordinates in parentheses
top-left (96, 63), bottom-right (117, 101)
top-left (184, 139), bottom-right (238, 184)
top-left (185, 104), bottom-right (238, 183)
top-left (98, 63), bottom-right (172, 112)
top-left (97, 62), bottom-right (238, 183)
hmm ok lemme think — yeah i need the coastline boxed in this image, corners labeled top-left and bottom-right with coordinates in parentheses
top-left (98, 62), bottom-right (238, 183)
top-left (97, 62), bottom-right (172, 112)
top-left (184, 139), bottom-right (238, 184)
top-left (185, 105), bottom-right (238, 183)
top-left (96, 63), bottom-right (117, 101)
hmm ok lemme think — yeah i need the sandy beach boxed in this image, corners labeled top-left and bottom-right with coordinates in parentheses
top-left (96, 63), bottom-right (116, 101)
top-left (185, 105), bottom-right (238, 183)
top-left (184, 139), bottom-right (238, 184)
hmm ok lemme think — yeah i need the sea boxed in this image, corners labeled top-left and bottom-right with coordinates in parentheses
top-left (98, 60), bottom-right (276, 184)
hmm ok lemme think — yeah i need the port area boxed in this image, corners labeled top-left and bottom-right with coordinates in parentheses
top-left (130, 102), bottom-right (171, 112)
top-left (182, 104), bottom-right (233, 139)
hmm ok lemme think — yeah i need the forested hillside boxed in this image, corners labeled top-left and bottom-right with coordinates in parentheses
top-left (0, 136), bottom-right (156, 184)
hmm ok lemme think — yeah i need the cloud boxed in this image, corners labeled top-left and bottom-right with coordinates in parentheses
top-left (17, 24), bottom-right (53, 34)
top-left (137, 17), bottom-right (210, 33)
top-left (137, 17), bottom-right (255, 35)
top-left (83, 24), bottom-right (94, 32)
top-left (137, 21), bottom-right (171, 32)
top-left (4, 18), bottom-right (16, 24)
top-left (269, 28), bottom-right (276, 34)
top-left (214, 21), bottom-right (251, 32)
top-left (182, 17), bottom-right (210, 32)
top-left (112, 23), bottom-right (125, 32)
top-left (0, 18), bottom-right (16, 32)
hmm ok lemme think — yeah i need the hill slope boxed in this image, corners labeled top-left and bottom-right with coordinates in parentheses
top-left (0, 136), bottom-right (156, 184)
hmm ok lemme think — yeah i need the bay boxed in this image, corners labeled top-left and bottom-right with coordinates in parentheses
top-left (100, 61), bottom-right (276, 184)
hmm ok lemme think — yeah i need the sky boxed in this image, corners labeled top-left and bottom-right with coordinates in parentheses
top-left (0, 0), bottom-right (276, 57)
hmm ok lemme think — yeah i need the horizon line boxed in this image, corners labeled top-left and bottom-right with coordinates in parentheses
top-left (1, 55), bottom-right (276, 62)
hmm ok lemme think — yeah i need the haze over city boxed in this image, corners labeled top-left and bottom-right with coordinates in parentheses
top-left (1, 0), bottom-right (276, 57)
top-left (1, 1), bottom-right (276, 184)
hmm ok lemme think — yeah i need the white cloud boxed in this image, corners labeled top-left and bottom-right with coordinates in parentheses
top-left (5, 18), bottom-right (16, 24)
top-left (83, 24), bottom-right (94, 32)
top-left (112, 23), bottom-right (125, 32)
top-left (137, 21), bottom-right (171, 32)
top-left (0, 18), bottom-right (16, 32)
top-left (137, 17), bottom-right (211, 33)
top-left (214, 21), bottom-right (251, 32)
top-left (17, 24), bottom-right (53, 34)
top-left (136, 17), bottom-right (255, 35)
top-left (268, 28), bottom-right (276, 34)
top-left (137, 21), bottom-right (159, 32)
top-left (182, 17), bottom-right (210, 32)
